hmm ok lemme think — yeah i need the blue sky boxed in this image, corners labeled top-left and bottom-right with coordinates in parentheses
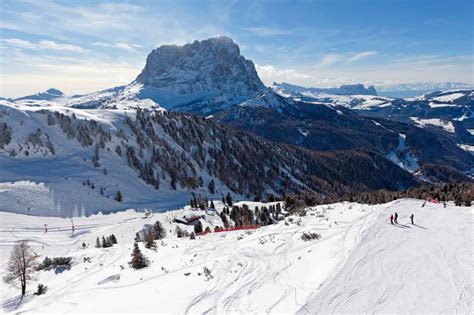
top-left (0, 0), bottom-right (472, 97)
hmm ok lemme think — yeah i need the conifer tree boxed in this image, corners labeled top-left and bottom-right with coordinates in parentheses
top-left (194, 220), bottom-right (203, 234)
top-left (225, 192), bottom-right (233, 206)
top-left (95, 237), bottom-right (101, 248)
top-left (101, 236), bottom-right (108, 248)
top-left (208, 179), bottom-right (215, 194)
top-left (129, 243), bottom-right (148, 269)
top-left (153, 221), bottom-right (166, 240)
top-left (109, 234), bottom-right (118, 244)
top-left (115, 190), bottom-right (123, 202)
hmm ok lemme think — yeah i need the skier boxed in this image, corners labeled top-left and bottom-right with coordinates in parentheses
top-left (422, 201), bottom-right (426, 207)
top-left (443, 201), bottom-right (447, 208)
top-left (394, 212), bottom-right (398, 224)
top-left (390, 214), bottom-right (394, 225)
top-left (410, 214), bottom-right (414, 224)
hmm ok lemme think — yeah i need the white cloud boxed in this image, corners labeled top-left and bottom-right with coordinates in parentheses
top-left (318, 53), bottom-right (345, 66)
top-left (0, 54), bottom-right (142, 97)
top-left (243, 26), bottom-right (293, 37)
top-left (3, 38), bottom-right (87, 53)
top-left (38, 40), bottom-right (87, 52)
top-left (316, 51), bottom-right (378, 67)
top-left (92, 42), bottom-right (138, 52)
top-left (347, 51), bottom-right (378, 62)
top-left (255, 64), bottom-right (311, 85)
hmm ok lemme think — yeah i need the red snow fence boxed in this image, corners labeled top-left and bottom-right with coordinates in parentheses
top-left (197, 225), bottom-right (261, 236)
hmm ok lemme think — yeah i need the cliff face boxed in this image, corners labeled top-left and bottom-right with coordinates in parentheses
top-left (135, 37), bottom-right (265, 105)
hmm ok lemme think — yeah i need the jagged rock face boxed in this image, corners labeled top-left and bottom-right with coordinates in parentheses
top-left (338, 84), bottom-right (377, 96)
top-left (135, 37), bottom-right (265, 100)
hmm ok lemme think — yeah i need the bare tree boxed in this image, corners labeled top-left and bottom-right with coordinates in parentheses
top-left (4, 241), bottom-right (36, 296)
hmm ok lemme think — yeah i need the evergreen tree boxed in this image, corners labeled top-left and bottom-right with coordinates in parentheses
top-left (95, 237), bottom-right (101, 248)
top-left (190, 232), bottom-right (195, 240)
top-left (109, 234), bottom-right (118, 244)
top-left (101, 236), bottom-right (108, 248)
top-left (129, 243), bottom-right (148, 269)
top-left (210, 201), bottom-right (215, 209)
top-left (82, 242), bottom-right (87, 249)
top-left (153, 221), bottom-right (166, 240)
top-left (225, 192), bottom-right (233, 206)
top-left (208, 179), bottom-right (215, 194)
top-left (115, 190), bottom-right (123, 202)
top-left (176, 226), bottom-right (185, 238)
top-left (194, 220), bottom-right (203, 234)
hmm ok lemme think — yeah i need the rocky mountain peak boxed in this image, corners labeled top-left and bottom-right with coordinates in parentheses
top-left (134, 36), bottom-right (265, 99)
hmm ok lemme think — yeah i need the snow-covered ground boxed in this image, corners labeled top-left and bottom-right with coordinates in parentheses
top-left (1, 199), bottom-right (472, 314)
top-left (385, 133), bottom-right (419, 173)
top-left (410, 117), bottom-right (456, 133)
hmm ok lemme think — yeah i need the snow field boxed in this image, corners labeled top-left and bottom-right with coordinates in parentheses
top-left (0, 199), bottom-right (472, 314)
top-left (1, 201), bottom-right (376, 313)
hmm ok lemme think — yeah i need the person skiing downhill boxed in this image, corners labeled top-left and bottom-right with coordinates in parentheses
top-left (410, 214), bottom-right (414, 224)
top-left (390, 214), bottom-right (394, 225)
top-left (394, 212), bottom-right (398, 224)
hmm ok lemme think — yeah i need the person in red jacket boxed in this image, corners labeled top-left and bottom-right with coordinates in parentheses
top-left (390, 214), bottom-right (394, 224)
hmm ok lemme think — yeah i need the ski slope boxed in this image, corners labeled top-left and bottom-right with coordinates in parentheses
top-left (0, 199), bottom-right (472, 314)
top-left (302, 199), bottom-right (473, 314)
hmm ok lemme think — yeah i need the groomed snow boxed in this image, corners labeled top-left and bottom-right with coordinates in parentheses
top-left (301, 199), bottom-right (473, 314)
top-left (1, 199), bottom-right (472, 314)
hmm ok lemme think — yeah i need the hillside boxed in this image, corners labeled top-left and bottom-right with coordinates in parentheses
top-left (0, 100), bottom-right (416, 216)
top-left (0, 199), bottom-right (471, 313)
top-left (5, 37), bottom-right (472, 185)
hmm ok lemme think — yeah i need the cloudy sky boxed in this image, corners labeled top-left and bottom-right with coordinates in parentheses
top-left (0, 0), bottom-right (472, 97)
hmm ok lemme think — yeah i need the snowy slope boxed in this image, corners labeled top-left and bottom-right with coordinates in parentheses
top-left (301, 199), bottom-right (473, 314)
top-left (0, 100), bottom-right (237, 216)
top-left (1, 199), bottom-right (471, 314)
top-left (0, 200), bottom-right (375, 313)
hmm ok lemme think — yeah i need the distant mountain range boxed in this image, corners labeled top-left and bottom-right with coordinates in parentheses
top-left (375, 82), bottom-right (473, 98)
top-left (272, 82), bottom-right (377, 96)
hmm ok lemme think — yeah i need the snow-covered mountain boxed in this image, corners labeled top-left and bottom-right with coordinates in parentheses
top-left (63, 37), bottom-right (270, 115)
top-left (273, 82), bottom-right (473, 136)
top-left (1, 96), bottom-right (420, 216)
top-left (375, 81), bottom-right (473, 98)
top-left (2, 37), bottom-right (472, 213)
top-left (14, 88), bottom-right (65, 102)
top-left (272, 82), bottom-right (377, 96)
top-left (134, 36), bottom-right (266, 110)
